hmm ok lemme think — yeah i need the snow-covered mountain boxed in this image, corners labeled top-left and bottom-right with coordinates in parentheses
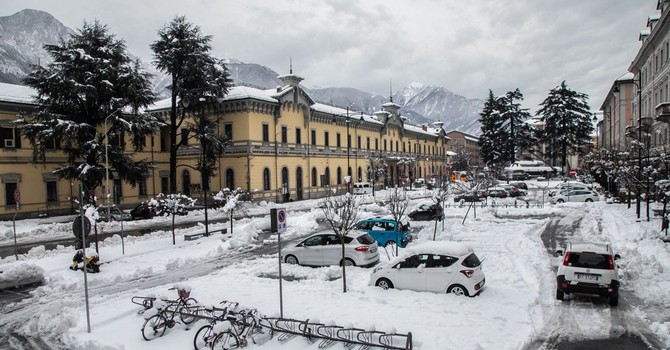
top-left (0, 9), bottom-right (483, 135)
top-left (0, 9), bottom-right (73, 84)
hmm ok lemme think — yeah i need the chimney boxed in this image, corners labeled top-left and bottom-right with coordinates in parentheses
top-left (421, 124), bottom-right (428, 131)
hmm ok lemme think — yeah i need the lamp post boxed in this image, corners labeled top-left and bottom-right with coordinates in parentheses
top-left (632, 76), bottom-right (643, 220)
top-left (104, 107), bottom-right (124, 222)
top-left (346, 106), bottom-right (351, 194)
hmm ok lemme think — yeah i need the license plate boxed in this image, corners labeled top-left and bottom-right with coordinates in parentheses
top-left (575, 273), bottom-right (600, 281)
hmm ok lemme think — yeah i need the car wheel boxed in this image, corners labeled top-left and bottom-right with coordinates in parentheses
top-left (285, 255), bottom-right (299, 265)
top-left (341, 258), bottom-right (355, 267)
top-left (376, 278), bottom-right (394, 290)
top-left (447, 284), bottom-right (469, 297)
top-left (609, 294), bottom-right (618, 307)
top-left (556, 199), bottom-right (564, 203)
top-left (556, 289), bottom-right (564, 301)
top-left (585, 198), bottom-right (593, 202)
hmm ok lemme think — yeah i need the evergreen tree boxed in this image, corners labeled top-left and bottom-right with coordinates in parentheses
top-left (498, 89), bottom-right (534, 164)
top-left (478, 90), bottom-right (505, 170)
top-left (151, 16), bottom-right (232, 194)
top-left (20, 21), bottom-right (159, 202)
top-left (536, 81), bottom-right (593, 175)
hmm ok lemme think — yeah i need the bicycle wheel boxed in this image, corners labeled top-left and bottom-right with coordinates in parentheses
top-left (211, 330), bottom-right (240, 350)
top-left (142, 314), bottom-right (167, 341)
top-left (193, 324), bottom-right (214, 350)
top-left (179, 297), bottom-right (198, 324)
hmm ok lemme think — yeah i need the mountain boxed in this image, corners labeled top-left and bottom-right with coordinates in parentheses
top-left (0, 9), bottom-right (73, 84)
top-left (0, 9), bottom-right (483, 135)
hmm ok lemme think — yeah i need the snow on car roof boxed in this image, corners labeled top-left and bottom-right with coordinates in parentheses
top-left (387, 241), bottom-right (474, 265)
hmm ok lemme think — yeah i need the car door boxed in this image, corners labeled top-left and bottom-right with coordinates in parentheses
top-left (424, 254), bottom-right (459, 292)
top-left (392, 254), bottom-right (429, 291)
top-left (321, 234), bottom-right (341, 265)
top-left (300, 235), bottom-right (325, 266)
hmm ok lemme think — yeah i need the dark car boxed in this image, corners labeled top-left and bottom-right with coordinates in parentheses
top-left (454, 193), bottom-right (481, 203)
top-left (130, 203), bottom-right (156, 220)
top-left (408, 203), bottom-right (443, 221)
top-left (510, 182), bottom-right (528, 190)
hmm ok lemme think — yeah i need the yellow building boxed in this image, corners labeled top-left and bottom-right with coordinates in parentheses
top-left (0, 73), bottom-right (450, 218)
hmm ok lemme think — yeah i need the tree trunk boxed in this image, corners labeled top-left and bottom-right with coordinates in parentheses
top-left (169, 92), bottom-right (178, 194)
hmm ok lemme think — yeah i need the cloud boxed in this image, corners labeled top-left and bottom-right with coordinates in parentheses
top-left (2, 0), bottom-right (658, 112)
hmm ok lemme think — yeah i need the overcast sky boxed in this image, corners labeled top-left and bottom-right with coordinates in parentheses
top-left (3, 0), bottom-right (658, 113)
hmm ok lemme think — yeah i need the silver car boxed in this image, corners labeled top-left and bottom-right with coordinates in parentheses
top-left (282, 232), bottom-right (380, 267)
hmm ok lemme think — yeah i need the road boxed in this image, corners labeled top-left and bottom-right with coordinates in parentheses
top-left (524, 212), bottom-right (661, 350)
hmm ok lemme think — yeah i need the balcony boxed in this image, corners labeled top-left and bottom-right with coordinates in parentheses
top-left (655, 102), bottom-right (670, 124)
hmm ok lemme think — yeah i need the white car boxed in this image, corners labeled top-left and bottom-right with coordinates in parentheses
top-left (556, 243), bottom-right (621, 306)
top-left (370, 241), bottom-right (485, 296)
top-left (550, 189), bottom-right (599, 203)
top-left (282, 232), bottom-right (379, 267)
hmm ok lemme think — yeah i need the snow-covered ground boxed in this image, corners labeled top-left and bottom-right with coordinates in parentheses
top-left (1, 183), bottom-right (670, 349)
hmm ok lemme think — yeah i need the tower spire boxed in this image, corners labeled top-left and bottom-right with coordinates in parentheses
top-left (290, 57), bottom-right (293, 74)
top-left (389, 77), bottom-right (393, 103)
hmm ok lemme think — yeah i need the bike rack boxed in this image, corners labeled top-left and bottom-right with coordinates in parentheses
top-left (264, 317), bottom-right (413, 350)
top-left (131, 296), bottom-right (157, 314)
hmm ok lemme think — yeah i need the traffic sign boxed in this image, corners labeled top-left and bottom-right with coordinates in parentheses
top-left (72, 216), bottom-right (92, 239)
top-left (13, 189), bottom-right (20, 203)
top-left (271, 208), bottom-right (287, 233)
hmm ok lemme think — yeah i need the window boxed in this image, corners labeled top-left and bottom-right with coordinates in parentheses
top-left (281, 126), bottom-right (288, 144)
top-left (375, 138), bottom-right (379, 150)
top-left (296, 128), bottom-right (302, 145)
top-left (225, 169), bottom-right (235, 189)
top-left (138, 178), bottom-right (148, 196)
top-left (321, 167), bottom-right (330, 187)
top-left (224, 123), bottom-right (233, 140)
top-left (180, 128), bottom-right (188, 145)
top-left (311, 129), bottom-right (317, 146)
top-left (384, 139), bottom-right (387, 151)
top-left (357, 136), bottom-right (361, 149)
top-left (429, 255), bottom-right (458, 268)
top-left (396, 141), bottom-right (398, 152)
top-left (337, 167), bottom-right (342, 185)
top-left (262, 124), bottom-right (269, 142)
top-left (397, 254), bottom-right (428, 269)
top-left (263, 168), bottom-right (271, 191)
top-left (324, 131), bottom-right (329, 146)
top-left (336, 133), bottom-right (341, 148)
top-left (5, 181), bottom-right (17, 206)
top-left (311, 167), bottom-right (317, 186)
top-left (46, 180), bottom-right (58, 203)
top-left (0, 127), bottom-right (20, 148)
top-left (367, 137), bottom-right (370, 150)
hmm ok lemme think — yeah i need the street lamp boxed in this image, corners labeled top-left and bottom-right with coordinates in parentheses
top-left (632, 76), bottom-right (643, 220)
top-left (104, 107), bottom-right (124, 222)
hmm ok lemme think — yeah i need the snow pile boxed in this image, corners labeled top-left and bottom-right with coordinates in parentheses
top-left (0, 261), bottom-right (44, 286)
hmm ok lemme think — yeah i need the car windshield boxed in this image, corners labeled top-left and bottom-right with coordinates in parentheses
top-left (461, 253), bottom-right (481, 268)
top-left (567, 252), bottom-right (611, 269)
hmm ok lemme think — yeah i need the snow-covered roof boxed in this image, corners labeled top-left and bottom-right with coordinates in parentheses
top-left (446, 151), bottom-right (457, 156)
top-left (464, 135), bottom-right (479, 142)
top-left (0, 82), bottom-right (36, 105)
top-left (404, 124), bottom-right (440, 136)
top-left (225, 85), bottom-right (278, 103)
top-left (616, 72), bottom-right (634, 81)
top-left (311, 103), bottom-right (383, 125)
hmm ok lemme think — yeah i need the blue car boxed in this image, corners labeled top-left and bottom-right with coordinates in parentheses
top-left (354, 218), bottom-right (412, 248)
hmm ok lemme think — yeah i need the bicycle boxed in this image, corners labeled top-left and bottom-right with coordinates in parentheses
top-left (211, 308), bottom-right (273, 349)
top-left (141, 287), bottom-right (199, 341)
top-left (192, 301), bottom-right (239, 350)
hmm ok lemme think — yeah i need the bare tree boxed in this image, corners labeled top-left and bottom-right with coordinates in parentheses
top-left (431, 184), bottom-right (451, 240)
top-left (214, 187), bottom-right (246, 235)
top-left (320, 192), bottom-right (362, 293)
top-left (367, 155), bottom-right (387, 197)
top-left (151, 193), bottom-right (195, 245)
top-left (387, 186), bottom-right (410, 255)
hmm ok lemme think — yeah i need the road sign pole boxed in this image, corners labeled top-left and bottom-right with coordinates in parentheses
top-left (79, 184), bottom-right (91, 333)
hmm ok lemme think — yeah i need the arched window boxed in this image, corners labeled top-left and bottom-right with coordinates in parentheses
top-left (337, 167), bottom-right (342, 185)
top-left (225, 169), bottom-right (235, 190)
top-left (311, 167), bottom-right (317, 187)
top-left (323, 167), bottom-right (330, 187)
top-left (358, 167), bottom-right (362, 182)
top-left (263, 168), bottom-right (271, 191)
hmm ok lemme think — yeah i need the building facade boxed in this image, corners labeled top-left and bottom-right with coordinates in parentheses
top-left (0, 73), bottom-right (450, 219)
top-left (445, 130), bottom-right (482, 169)
top-left (599, 75), bottom-right (636, 151)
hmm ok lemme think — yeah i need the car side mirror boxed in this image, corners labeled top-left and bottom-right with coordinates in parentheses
top-left (614, 254), bottom-right (621, 260)
top-left (556, 249), bottom-right (564, 256)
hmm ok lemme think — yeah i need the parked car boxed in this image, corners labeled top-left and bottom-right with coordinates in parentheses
top-left (352, 182), bottom-right (372, 195)
top-left (130, 203), bottom-right (156, 220)
top-left (95, 205), bottom-right (132, 222)
top-left (454, 193), bottom-right (481, 203)
top-left (501, 184), bottom-right (526, 197)
top-left (486, 187), bottom-right (508, 198)
top-left (510, 182), bottom-right (528, 190)
top-left (556, 243), bottom-right (620, 306)
top-left (354, 217), bottom-right (412, 248)
top-left (549, 182), bottom-right (591, 197)
top-left (550, 189), bottom-right (599, 203)
top-left (408, 203), bottom-right (443, 221)
top-left (282, 231), bottom-right (379, 267)
top-left (370, 241), bottom-right (485, 296)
